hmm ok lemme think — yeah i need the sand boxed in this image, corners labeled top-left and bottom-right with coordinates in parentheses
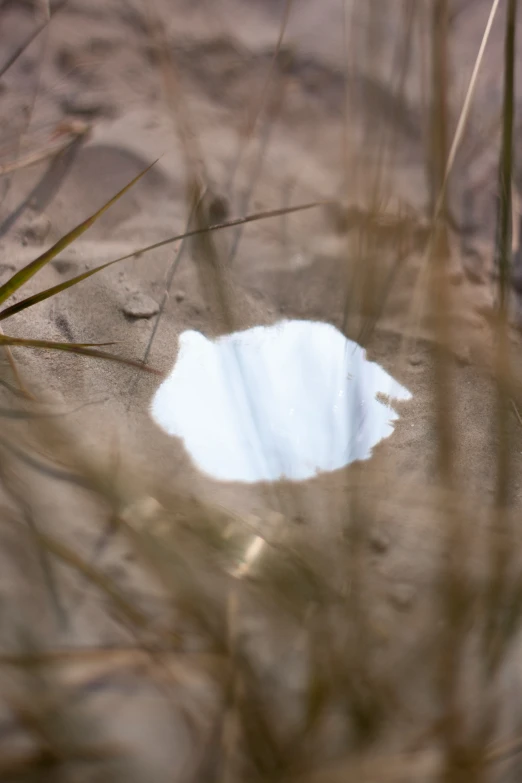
top-left (0, 0), bottom-right (522, 778)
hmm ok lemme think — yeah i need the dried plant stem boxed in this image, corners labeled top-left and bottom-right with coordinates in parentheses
top-left (435, 0), bottom-right (501, 219)
top-left (142, 1), bottom-right (209, 195)
top-left (427, 5), bottom-right (478, 780)
top-left (0, 121), bottom-right (90, 179)
top-left (405, 0), bottom-right (501, 349)
top-left (429, 2), bottom-right (450, 247)
top-left (0, 0), bottom-right (66, 80)
top-left (0, 323), bottom-right (36, 401)
top-left (495, 0), bottom-right (517, 314)
top-left (36, 0), bottom-right (51, 22)
top-left (227, 57), bottom-right (290, 265)
top-left (226, 0), bottom-right (294, 196)
top-left (429, 0), bottom-right (454, 489)
top-left (485, 0), bottom-right (518, 677)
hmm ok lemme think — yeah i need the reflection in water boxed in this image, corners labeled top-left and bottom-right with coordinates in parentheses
top-left (150, 320), bottom-right (412, 483)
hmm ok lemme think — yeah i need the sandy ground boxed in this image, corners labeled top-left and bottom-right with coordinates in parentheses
top-left (0, 0), bottom-right (522, 778)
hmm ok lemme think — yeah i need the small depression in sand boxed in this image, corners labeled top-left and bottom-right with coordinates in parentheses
top-left (150, 320), bottom-right (412, 484)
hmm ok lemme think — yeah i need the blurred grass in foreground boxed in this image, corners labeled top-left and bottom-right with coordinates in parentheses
top-left (0, 0), bottom-right (521, 781)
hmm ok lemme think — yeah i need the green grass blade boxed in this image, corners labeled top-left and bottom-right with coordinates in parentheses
top-left (0, 200), bottom-right (329, 321)
top-left (119, 199), bottom-right (331, 257)
top-left (0, 335), bottom-right (161, 373)
top-left (0, 160), bottom-right (158, 307)
top-left (0, 261), bottom-right (125, 322)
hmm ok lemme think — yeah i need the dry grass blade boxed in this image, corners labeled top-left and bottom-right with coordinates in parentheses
top-left (485, 733), bottom-right (522, 765)
top-left (0, 743), bottom-right (121, 779)
top-left (0, 0), bottom-right (67, 80)
top-left (34, 528), bottom-right (151, 629)
top-left (36, 0), bottom-right (51, 22)
top-left (228, 48), bottom-right (292, 265)
top-left (0, 322), bottom-right (36, 400)
top-left (403, 0), bottom-right (501, 350)
top-left (292, 748), bottom-right (442, 783)
top-left (141, 1), bottom-right (209, 192)
top-left (0, 435), bottom-right (94, 488)
top-left (0, 160), bottom-right (158, 307)
top-left (0, 398), bottom-right (107, 420)
top-left (0, 646), bottom-right (193, 668)
top-left (0, 464), bottom-right (67, 629)
top-left (128, 191), bottom-right (198, 397)
top-left (434, 0), bottom-right (501, 220)
top-left (2, 686), bottom-right (123, 774)
top-left (495, 0), bottom-right (517, 312)
top-left (0, 119), bottom-right (90, 178)
top-left (125, 198), bottom-right (332, 260)
top-left (0, 199), bottom-right (329, 322)
top-left (484, 0), bottom-right (518, 678)
top-left (0, 335), bottom-right (162, 373)
top-left (226, 0), bottom-right (294, 195)
top-left (0, 648), bottom-right (226, 703)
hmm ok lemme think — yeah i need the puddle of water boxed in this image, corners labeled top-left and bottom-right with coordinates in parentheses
top-left (150, 320), bottom-right (412, 483)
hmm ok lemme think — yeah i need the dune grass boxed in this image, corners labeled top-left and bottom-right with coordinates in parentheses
top-left (0, 0), bottom-right (520, 781)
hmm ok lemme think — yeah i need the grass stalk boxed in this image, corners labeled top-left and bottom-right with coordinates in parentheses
top-left (485, 0), bottom-right (518, 677)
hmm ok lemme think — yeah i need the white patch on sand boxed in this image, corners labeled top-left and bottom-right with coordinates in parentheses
top-left (150, 320), bottom-right (412, 483)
